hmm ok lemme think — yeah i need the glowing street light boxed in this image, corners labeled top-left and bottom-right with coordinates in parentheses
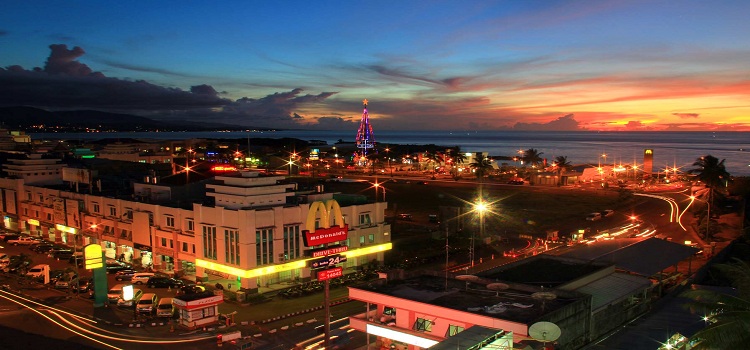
top-left (471, 199), bottom-right (488, 267)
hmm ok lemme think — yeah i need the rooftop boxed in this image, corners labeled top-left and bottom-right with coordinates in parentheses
top-left (352, 273), bottom-right (585, 324)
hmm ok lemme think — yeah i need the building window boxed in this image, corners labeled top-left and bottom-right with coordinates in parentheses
top-left (202, 226), bottom-right (217, 260)
top-left (255, 228), bottom-right (273, 265)
top-left (109, 206), bottom-right (116, 217)
top-left (26, 192), bottom-right (31, 201)
top-left (92, 203), bottom-right (100, 213)
top-left (359, 236), bottom-right (365, 245)
top-left (165, 216), bottom-right (175, 228)
top-left (161, 237), bottom-right (167, 247)
top-left (413, 318), bottom-right (433, 332)
top-left (182, 242), bottom-right (188, 252)
top-left (283, 225), bottom-right (301, 260)
top-left (224, 229), bottom-right (240, 265)
top-left (124, 208), bottom-right (133, 220)
top-left (368, 234), bottom-right (375, 243)
top-left (186, 219), bottom-right (194, 232)
top-left (446, 325), bottom-right (464, 337)
top-left (358, 213), bottom-right (371, 226)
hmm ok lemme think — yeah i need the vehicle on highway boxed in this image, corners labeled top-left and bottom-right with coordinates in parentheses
top-left (147, 276), bottom-right (184, 288)
top-left (116, 288), bottom-right (143, 307)
top-left (7, 236), bottom-right (35, 245)
top-left (131, 272), bottom-right (155, 285)
top-left (54, 272), bottom-right (78, 289)
top-left (156, 297), bottom-right (175, 318)
top-left (114, 269), bottom-right (137, 281)
top-left (136, 293), bottom-right (158, 314)
top-left (586, 212), bottom-right (603, 221)
top-left (601, 209), bottom-right (615, 217)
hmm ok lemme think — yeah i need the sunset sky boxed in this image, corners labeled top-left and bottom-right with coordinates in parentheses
top-left (1, 1), bottom-right (749, 131)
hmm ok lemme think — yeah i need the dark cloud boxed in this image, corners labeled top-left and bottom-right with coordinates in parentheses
top-left (0, 44), bottom-right (230, 110)
top-left (672, 112), bottom-right (699, 119)
top-left (512, 113), bottom-right (581, 131)
top-left (0, 30), bottom-right (8, 36)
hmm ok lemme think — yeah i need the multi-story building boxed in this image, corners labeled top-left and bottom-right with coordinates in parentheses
top-left (0, 169), bottom-right (391, 294)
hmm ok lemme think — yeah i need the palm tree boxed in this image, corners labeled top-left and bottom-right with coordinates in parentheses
top-left (553, 155), bottom-right (572, 186)
top-left (453, 151), bottom-right (467, 180)
top-left (469, 154), bottom-right (493, 181)
top-left (523, 148), bottom-right (544, 185)
top-left (688, 155), bottom-right (731, 240)
top-left (424, 151), bottom-right (443, 179)
top-left (682, 258), bottom-right (750, 349)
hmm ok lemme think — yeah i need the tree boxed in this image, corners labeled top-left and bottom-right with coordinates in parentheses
top-left (452, 150), bottom-right (467, 180)
top-left (424, 151), bottom-right (443, 179)
top-left (469, 154), bottom-right (493, 181)
top-left (682, 259), bottom-right (750, 349)
top-left (523, 148), bottom-right (544, 185)
top-left (688, 155), bottom-right (731, 241)
top-left (553, 155), bottom-right (572, 186)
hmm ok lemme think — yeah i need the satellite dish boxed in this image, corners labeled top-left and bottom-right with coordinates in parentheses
top-left (486, 283), bottom-right (510, 296)
top-left (456, 275), bottom-right (480, 282)
top-left (529, 321), bottom-right (561, 343)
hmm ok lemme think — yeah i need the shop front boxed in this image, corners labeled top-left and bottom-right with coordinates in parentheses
top-left (134, 243), bottom-right (153, 268)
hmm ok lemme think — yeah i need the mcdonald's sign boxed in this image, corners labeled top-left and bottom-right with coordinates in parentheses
top-left (303, 200), bottom-right (349, 247)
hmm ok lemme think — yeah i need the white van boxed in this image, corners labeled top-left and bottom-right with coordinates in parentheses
top-left (131, 272), bottom-right (155, 285)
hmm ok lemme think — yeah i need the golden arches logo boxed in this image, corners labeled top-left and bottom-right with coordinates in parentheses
top-left (645, 149), bottom-right (653, 155)
top-left (306, 199), bottom-right (344, 230)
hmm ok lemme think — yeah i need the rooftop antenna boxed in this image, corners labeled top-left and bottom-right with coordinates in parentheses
top-left (529, 321), bottom-right (561, 349)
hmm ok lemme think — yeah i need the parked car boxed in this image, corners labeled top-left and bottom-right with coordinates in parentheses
top-left (131, 272), bottom-right (156, 285)
top-left (26, 264), bottom-right (50, 279)
top-left (54, 272), bottom-right (78, 289)
top-left (601, 209), bottom-right (615, 217)
top-left (48, 247), bottom-right (71, 258)
top-left (156, 297), bottom-right (175, 318)
top-left (147, 276), bottom-right (184, 288)
top-left (53, 250), bottom-right (75, 261)
top-left (48, 269), bottom-right (66, 284)
top-left (136, 293), bottom-right (158, 314)
top-left (116, 288), bottom-right (143, 308)
top-left (76, 276), bottom-right (93, 293)
top-left (397, 213), bottom-right (413, 220)
top-left (31, 243), bottom-right (56, 253)
top-left (106, 261), bottom-right (132, 273)
top-left (586, 212), bottom-right (602, 221)
top-left (1, 234), bottom-right (20, 242)
top-left (7, 236), bottom-right (35, 245)
top-left (114, 269), bottom-right (137, 281)
top-left (178, 284), bottom-right (206, 295)
top-left (107, 284), bottom-right (127, 303)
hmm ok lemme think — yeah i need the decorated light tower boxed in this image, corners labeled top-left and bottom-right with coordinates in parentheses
top-left (355, 98), bottom-right (376, 164)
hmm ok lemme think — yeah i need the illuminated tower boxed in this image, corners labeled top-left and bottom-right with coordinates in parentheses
top-left (355, 99), bottom-right (376, 159)
top-left (643, 149), bottom-right (653, 177)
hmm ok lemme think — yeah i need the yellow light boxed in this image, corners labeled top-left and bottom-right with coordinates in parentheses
top-left (28, 219), bottom-right (40, 226)
top-left (195, 243), bottom-right (393, 279)
top-left (84, 244), bottom-right (103, 269)
top-left (55, 224), bottom-right (77, 234)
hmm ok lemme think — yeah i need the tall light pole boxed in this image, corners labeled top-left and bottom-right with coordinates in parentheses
top-left (472, 199), bottom-right (488, 267)
top-left (385, 147), bottom-right (392, 177)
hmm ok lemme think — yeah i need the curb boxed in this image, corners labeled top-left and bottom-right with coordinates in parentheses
top-left (258, 297), bottom-right (351, 324)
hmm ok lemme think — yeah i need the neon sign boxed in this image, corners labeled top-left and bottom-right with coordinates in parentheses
top-left (212, 165), bottom-right (237, 172)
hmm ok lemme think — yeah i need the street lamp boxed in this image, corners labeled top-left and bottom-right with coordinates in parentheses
top-left (471, 199), bottom-right (488, 267)
top-left (385, 147), bottom-right (392, 177)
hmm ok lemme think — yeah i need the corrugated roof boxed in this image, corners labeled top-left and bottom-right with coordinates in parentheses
top-left (575, 272), bottom-right (652, 312)
top-left (558, 237), bottom-right (699, 276)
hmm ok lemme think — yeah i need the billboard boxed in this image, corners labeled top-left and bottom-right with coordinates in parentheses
top-left (317, 267), bottom-right (343, 281)
top-left (302, 200), bottom-right (349, 247)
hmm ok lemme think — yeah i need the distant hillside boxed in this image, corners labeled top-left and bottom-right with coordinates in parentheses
top-left (0, 106), bottom-right (255, 132)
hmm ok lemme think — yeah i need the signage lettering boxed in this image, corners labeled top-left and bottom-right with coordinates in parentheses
top-left (303, 225), bottom-right (349, 246)
top-left (303, 200), bottom-right (348, 247)
top-left (317, 267), bottom-right (343, 281)
top-left (310, 245), bottom-right (349, 258)
top-left (310, 254), bottom-right (347, 269)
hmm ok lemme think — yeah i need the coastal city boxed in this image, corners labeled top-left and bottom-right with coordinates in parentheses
top-left (0, 97), bottom-right (747, 350)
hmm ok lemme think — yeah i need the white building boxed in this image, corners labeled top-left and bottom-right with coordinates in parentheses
top-left (2, 154), bottom-right (65, 185)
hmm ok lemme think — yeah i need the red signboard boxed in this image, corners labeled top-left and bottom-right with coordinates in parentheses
top-left (212, 165), bottom-right (237, 172)
top-left (303, 225), bottom-right (349, 247)
top-left (317, 267), bottom-right (343, 281)
top-left (310, 245), bottom-right (349, 258)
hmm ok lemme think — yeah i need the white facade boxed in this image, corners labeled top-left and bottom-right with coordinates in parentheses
top-left (2, 154), bottom-right (64, 185)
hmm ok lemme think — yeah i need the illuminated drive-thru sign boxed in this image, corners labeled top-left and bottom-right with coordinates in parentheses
top-left (317, 267), bottom-right (343, 281)
top-left (303, 200), bottom-right (349, 247)
top-left (309, 245), bottom-right (349, 258)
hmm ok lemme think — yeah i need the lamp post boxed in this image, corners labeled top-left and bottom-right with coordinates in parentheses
top-left (385, 147), bottom-right (392, 177)
top-left (471, 199), bottom-right (488, 267)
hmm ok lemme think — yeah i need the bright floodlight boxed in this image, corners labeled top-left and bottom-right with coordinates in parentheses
top-left (475, 201), bottom-right (488, 213)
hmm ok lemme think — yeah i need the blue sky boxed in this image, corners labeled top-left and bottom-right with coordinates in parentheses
top-left (2, 0), bottom-right (749, 131)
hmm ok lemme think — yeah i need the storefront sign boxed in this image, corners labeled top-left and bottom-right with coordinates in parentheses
top-left (309, 245), bottom-right (348, 258)
top-left (303, 225), bottom-right (349, 246)
top-left (84, 244), bottom-right (103, 269)
top-left (134, 243), bottom-right (152, 252)
top-left (27, 219), bottom-right (40, 226)
top-left (173, 295), bottom-right (223, 310)
top-left (154, 247), bottom-right (174, 258)
top-left (310, 254), bottom-right (347, 269)
top-left (55, 224), bottom-right (77, 234)
top-left (317, 267), bottom-right (343, 281)
top-left (205, 268), bottom-right (232, 279)
top-left (302, 200), bottom-right (348, 247)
